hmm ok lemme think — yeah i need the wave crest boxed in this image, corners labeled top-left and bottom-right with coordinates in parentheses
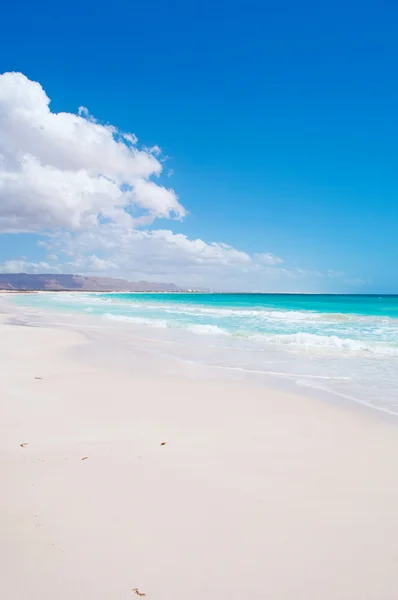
top-left (187, 324), bottom-right (230, 336)
top-left (103, 313), bottom-right (168, 328)
top-left (252, 332), bottom-right (398, 356)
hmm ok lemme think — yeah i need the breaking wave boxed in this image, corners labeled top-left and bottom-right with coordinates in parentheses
top-left (186, 324), bottom-right (230, 336)
top-left (103, 313), bottom-right (168, 328)
top-left (251, 332), bottom-right (398, 356)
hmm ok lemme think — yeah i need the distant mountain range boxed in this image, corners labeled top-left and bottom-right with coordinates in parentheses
top-left (0, 273), bottom-right (183, 292)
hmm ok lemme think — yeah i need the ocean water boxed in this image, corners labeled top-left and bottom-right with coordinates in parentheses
top-left (9, 292), bottom-right (398, 415)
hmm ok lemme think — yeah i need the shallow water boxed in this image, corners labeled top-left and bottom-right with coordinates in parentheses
top-left (10, 292), bottom-right (398, 415)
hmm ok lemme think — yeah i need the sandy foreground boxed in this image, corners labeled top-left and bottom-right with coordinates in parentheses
top-left (1, 309), bottom-right (398, 600)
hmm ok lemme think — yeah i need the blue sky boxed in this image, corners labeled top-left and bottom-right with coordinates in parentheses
top-left (0, 0), bottom-right (397, 291)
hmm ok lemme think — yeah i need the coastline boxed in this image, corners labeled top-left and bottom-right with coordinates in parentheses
top-left (5, 291), bottom-right (398, 419)
top-left (2, 300), bottom-right (398, 598)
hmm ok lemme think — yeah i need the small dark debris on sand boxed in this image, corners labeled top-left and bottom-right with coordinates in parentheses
top-left (81, 456), bottom-right (89, 461)
top-left (160, 442), bottom-right (167, 446)
top-left (20, 442), bottom-right (29, 448)
top-left (34, 376), bottom-right (42, 380)
top-left (133, 589), bottom-right (146, 596)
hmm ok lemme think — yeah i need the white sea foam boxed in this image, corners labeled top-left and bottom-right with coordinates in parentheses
top-left (52, 293), bottom-right (113, 305)
top-left (164, 306), bottom-right (317, 320)
top-left (103, 313), bottom-right (168, 328)
top-left (186, 324), bottom-right (230, 336)
top-left (164, 305), bottom-right (394, 325)
top-left (251, 332), bottom-right (398, 356)
top-left (104, 313), bottom-right (230, 336)
top-left (97, 308), bottom-right (398, 355)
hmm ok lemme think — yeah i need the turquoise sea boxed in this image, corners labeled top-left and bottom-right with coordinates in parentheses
top-left (10, 292), bottom-right (398, 415)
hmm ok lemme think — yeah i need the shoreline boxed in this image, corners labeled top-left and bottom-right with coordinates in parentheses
top-left (3, 291), bottom-right (398, 422)
top-left (2, 301), bottom-right (398, 598)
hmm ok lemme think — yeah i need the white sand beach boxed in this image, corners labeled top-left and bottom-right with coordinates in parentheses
top-left (2, 305), bottom-right (398, 600)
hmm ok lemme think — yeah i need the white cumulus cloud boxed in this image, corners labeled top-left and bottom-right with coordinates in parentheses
top-left (0, 71), bottom-right (184, 232)
top-left (31, 224), bottom-right (320, 290)
top-left (254, 252), bottom-right (283, 266)
top-left (0, 72), bottom-right (333, 291)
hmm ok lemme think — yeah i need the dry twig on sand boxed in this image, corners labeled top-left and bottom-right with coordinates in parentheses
top-left (132, 588), bottom-right (146, 596)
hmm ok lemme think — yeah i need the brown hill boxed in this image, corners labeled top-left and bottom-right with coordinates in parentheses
top-left (0, 273), bottom-right (183, 292)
